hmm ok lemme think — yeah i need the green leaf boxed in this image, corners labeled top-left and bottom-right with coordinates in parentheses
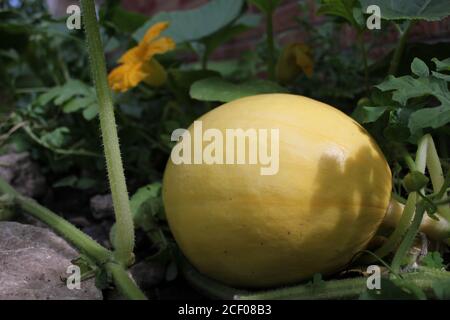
top-left (359, 0), bottom-right (450, 21)
top-left (130, 183), bottom-right (163, 230)
top-left (190, 77), bottom-right (287, 102)
top-left (376, 76), bottom-right (435, 106)
top-left (432, 57), bottom-right (450, 71)
top-left (53, 80), bottom-right (91, 105)
top-left (133, 0), bottom-right (244, 43)
top-left (359, 278), bottom-right (424, 300)
top-left (411, 58), bottom-right (429, 77)
top-left (352, 106), bottom-right (388, 123)
top-left (35, 80), bottom-right (98, 121)
top-left (432, 71), bottom-right (450, 81)
top-left (375, 61), bottom-right (450, 133)
top-left (409, 104), bottom-right (450, 133)
top-left (421, 252), bottom-right (445, 269)
top-left (62, 96), bottom-right (97, 113)
top-left (432, 280), bottom-right (450, 299)
top-left (318, 0), bottom-right (359, 27)
top-left (247, 0), bottom-right (282, 14)
top-left (40, 127), bottom-right (70, 148)
top-left (82, 103), bottom-right (99, 121)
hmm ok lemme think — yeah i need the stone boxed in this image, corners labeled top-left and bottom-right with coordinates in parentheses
top-left (0, 221), bottom-right (102, 300)
top-left (90, 194), bottom-right (114, 219)
top-left (0, 152), bottom-right (46, 198)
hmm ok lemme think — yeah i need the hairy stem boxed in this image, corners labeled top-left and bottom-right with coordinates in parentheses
top-left (106, 262), bottom-right (148, 300)
top-left (0, 176), bottom-right (147, 300)
top-left (81, 0), bottom-right (134, 265)
top-left (181, 258), bottom-right (450, 300)
top-left (0, 176), bottom-right (111, 264)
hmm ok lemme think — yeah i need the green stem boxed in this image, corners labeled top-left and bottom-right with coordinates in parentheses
top-left (425, 134), bottom-right (450, 221)
top-left (181, 258), bottom-right (242, 300)
top-left (0, 176), bottom-right (111, 264)
top-left (81, 0), bottom-right (134, 265)
top-left (391, 202), bottom-right (426, 274)
top-left (388, 22), bottom-right (413, 76)
top-left (415, 134), bottom-right (429, 174)
top-left (266, 10), bottom-right (276, 81)
top-left (182, 258), bottom-right (450, 300)
top-left (362, 193), bottom-right (417, 263)
top-left (0, 176), bottom-right (148, 300)
top-left (106, 262), bottom-right (148, 300)
top-left (404, 154), bottom-right (417, 171)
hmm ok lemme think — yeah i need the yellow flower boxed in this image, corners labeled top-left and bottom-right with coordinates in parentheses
top-left (276, 43), bottom-right (314, 84)
top-left (108, 22), bottom-right (176, 93)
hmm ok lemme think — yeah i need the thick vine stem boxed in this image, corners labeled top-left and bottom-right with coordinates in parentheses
top-left (81, 0), bottom-right (135, 265)
top-left (106, 262), bottom-right (148, 300)
top-left (181, 258), bottom-right (450, 300)
top-left (0, 176), bottom-right (147, 300)
top-left (0, 176), bottom-right (111, 264)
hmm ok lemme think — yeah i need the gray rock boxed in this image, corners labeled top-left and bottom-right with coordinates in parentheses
top-left (90, 194), bottom-right (113, 219)
top-left (0, 152), bottom-right (46, 198)
top-left (0, 221), bottom-right (102, 300)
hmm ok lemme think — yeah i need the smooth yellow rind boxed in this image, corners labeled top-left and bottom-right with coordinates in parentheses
top-left (163, 94), bottom-right (392, 288)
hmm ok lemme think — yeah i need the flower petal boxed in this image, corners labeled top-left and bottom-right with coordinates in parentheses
top-left (119, 46), bottom-right (146, 64)
top-left (108, 64), bottom-right (133, 92)
top-left (142, 37), bottom-right (176, 61)
top-left (142, 21), bottom-right (170, 44)
top-left (108, 62), bottom-right (148, 92)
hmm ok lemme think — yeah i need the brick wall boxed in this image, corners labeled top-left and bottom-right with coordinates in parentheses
top-left (122, 0), bottom-right (450, 60)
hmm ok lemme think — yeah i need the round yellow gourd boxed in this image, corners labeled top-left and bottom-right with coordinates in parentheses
top-left (162, 94), bottom-right (392, 288)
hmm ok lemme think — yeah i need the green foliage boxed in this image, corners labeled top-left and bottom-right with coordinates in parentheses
top-left (130, 182), bottom-right (164, 225)
top-left (432, 280), bottom-right (450, 299)
top-left (377, 58), bottom-right (450, 133)
top-left (37, 80), bottom-right (99, 120)
top-left (190, 77), bottom-right (287, 102)
top-left (421, 252), bottom-right (445, 269)
top-left (133, 0), bottom-right (244, 43)
top-left (318, 0), bottom-right (363, 29)
top-left (359, 277), bottom-right (425, 300)
top-left (359, 0), bottom-right (450, 21)
top-left (354, 58), bottom-right (450, 148)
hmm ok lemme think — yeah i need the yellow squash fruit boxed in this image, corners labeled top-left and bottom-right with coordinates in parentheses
top-left (163, 94), bottom-right (392, 288)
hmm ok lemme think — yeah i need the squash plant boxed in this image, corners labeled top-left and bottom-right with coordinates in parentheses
top-left (0, 0), bottom-right (449, 300)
